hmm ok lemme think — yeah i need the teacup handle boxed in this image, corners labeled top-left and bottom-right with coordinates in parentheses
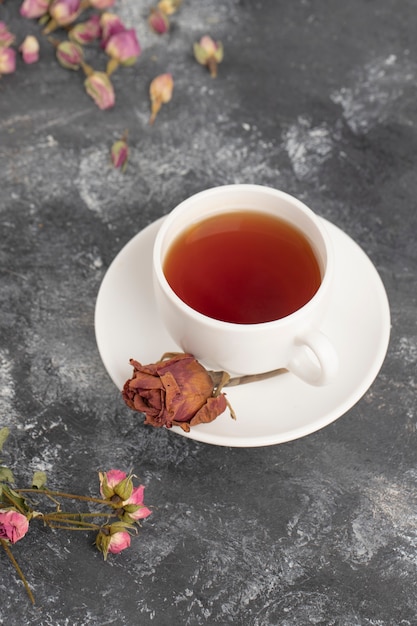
top-left (288, 329), bottom-right (339, 385)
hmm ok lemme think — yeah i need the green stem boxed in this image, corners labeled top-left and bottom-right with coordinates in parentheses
top-left (0, 538), bottom-right (35, 605)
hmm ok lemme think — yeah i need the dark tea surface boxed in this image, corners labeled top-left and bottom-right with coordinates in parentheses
top-left (163, 210), bottom-right (321, 324)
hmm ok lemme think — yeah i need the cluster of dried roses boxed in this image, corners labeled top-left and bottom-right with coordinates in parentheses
top-left (0, 427), bottom-right (151, 603)
top-left (0, 0), bottom-right (224, 168)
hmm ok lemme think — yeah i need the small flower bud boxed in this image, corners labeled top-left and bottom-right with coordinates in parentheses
top-left (95, 523), bottom-right (131, 560)
top-left (149, 72), bottom-right (174, 124)
top-left (69, 15), bottom-right (101, 45)
top-left (0, 47), bottom-right (16, 74)
top-left (19, 35), bottom-right (40, 64)
top-left (49, 0), bottom-right (82, 27)
top-left (157, 0), bottom-right (182, 15)
top-left (100, 12), bottom-right (126, 48)
top-left (111, 135), bottom-right (129, 170)
top-left (84, 71), bottom-right (115, 110)
top-left (148, 8), bottom-right (169, 35)
top-left (193, 35), bottom-right (224, 78)
top-left (0, 21), bottom-right (15, 48)
top-left (56, 40), bottom-right (83, 70)
top-left (105, 28), bottom-right (141, 69)
top-left (20, 0), bottom-right (50, 19)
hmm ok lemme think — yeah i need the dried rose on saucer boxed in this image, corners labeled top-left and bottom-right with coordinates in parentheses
top-left (122, 353), bottom-right (235, 432)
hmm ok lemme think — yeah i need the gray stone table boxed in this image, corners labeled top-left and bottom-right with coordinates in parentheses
top-left (1, 0), bottom-right (416, 624)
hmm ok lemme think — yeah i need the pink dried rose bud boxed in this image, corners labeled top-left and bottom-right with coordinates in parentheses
top-left (105, 28), bottom-right (141, 68)
top-left (111, 135), bottom-right (129, 170)
top-left (0, 46), bottom-right (16, 74)
top-left (0, 21), bottom-right (15, 47)
top-left (99, 12), bottom-right (126, 48)
top-left (95, 524), bottom-right (131, 560)
top-left (69, 14), bottom-right (101, 45)
top-left (157, 0), bottom-right (182, 15)
top-left (120, 484), bottom-right (152, 523)
top-left (122, 353), bottom-right (228, 432)
top-left (0, 509), bottom-right (29, 544)
top-left (193, 35), bottom-right (224, 78)
top-left (19, 0), bottom-right (50, 19)
top-left (148, 8), bottom-right (169, 35)
top-left (49, 0), bottom-right (82, 26)
top-left (19, 35), bottom-right (40, 64)
top-left (149, 72), bottom-right (173, 124)
top-left (84, 70), bottom-right (115, 110)
top-left (99, 470), bottom-right (152, 522)
top-left (99, 469), bottom-right (133, 502)
top-left (56, 40), bottom-right (83, 70)
top-left (88, 0), bottom-right (116, 8)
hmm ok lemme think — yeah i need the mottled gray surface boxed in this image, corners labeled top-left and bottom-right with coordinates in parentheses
top-left (0, 0), bottom-right (416, 624)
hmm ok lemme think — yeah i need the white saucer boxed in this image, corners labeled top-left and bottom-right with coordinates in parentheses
top-left (95, 217), bottom-right (391, 447)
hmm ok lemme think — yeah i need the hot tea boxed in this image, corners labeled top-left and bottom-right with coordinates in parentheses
top-left (163, 210), bottom-right (321, 324)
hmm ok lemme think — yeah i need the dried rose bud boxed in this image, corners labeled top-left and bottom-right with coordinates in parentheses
top-left (99, 469), bottom-right (133, 502)
top-left (84, 71), bottom-right (115, 110)
top-left (100, 12), bottom-right (126, 48)
top-left (122, 353), bottom-right (228, 432)
top-left (105, 28), bottom-right (141, 74)
top-left (88, 0), bottom-right (115, 8)
top-left (149, 72), bottom-right (173, 124)
top-left (95, 523), bottom-right (131, 560)
top-left (119, 484), bottom-right (152, 523)
top-left (20, 0), bottom-right (50, 19)
top-left (148, 8), bottom-right (169, 35)
top-left (19, 35), bottom-right (40, 64)
top-left (111, 135), bottom-right (129, 170)
top-left (49, 0), bottom-right (82, 27)
top-left (0, 509), bottom-right (29, 543)
top-left (69, 14), bottom-right (100, 45)
top-left (56, 40), bottom-right (83, 70)
top-left (157, 0), bottom-right (182, 15)
top-left (0, 21), bottom-right (15, 47)
top-left (193, 35), bottom-right (224, 78)
top-left (0, 47), bottom-right (16, 74)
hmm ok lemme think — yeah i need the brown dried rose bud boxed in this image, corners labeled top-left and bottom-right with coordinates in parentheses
top-left (122, 353), bottom-right (230, 432)
top-left (193, 35), bottom-right (223, 78)
top-left (149, 72), bottom-right (173, 124)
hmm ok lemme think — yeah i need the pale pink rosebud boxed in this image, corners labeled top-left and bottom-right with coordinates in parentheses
top-left (0, 47), bottom-right (16, 74)
top-left (95, 524), bottom-right (131, 560)
top-left (49, 0), bottom-right (82, 26)
top-left (56, 40), bottom-right (83, 70)
top-left (19, 35), bottom-right (40, 64)
top-left (69, 14), bottom-right (101, 45)
top-left (84, 71), bottom-right (115, 110)
top-left (20, 0), bottom-right (50, 19)
top-left (0, 22), bottom-right (15, 48)
top-left (0, 509), bottom-right (29, 544)
top-left (111, 136), bottom-right (129, 170)
top-left (158, 0), bottom-right (182, 15)
top-left (148, 8), bottom-right (169, 35)
top-left (149, 72), bottom-right (174, 124)
top-left (193, 35), bottom-right (224, 78)
top-left (105, 28), bottom-right (140, 67)
top-left (99, 469), bottom-right (132, 501)
top-left (121, 484), bottom-right (152, 523)
top-left (88, 0), bottom-right (116, 7)
top-left (99, 12), bottom-right (126, 48)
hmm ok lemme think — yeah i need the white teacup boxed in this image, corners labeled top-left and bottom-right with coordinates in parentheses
top-left (153, 184), bottom-right (339, 385)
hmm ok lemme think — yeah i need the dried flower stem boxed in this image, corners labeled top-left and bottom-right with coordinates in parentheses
top-left (0, 538), bottom-right (35, 604)
top-left (16, 488), bottom-right (110, 505)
